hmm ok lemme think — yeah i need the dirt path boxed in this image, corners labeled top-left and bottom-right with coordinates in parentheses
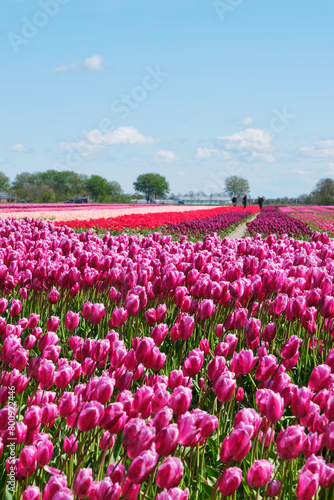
top-left (228, 214), bottom-right (257, 239)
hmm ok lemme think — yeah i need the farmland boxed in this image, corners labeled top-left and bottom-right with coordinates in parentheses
top-left (0, 204), bottom-right (334, 499)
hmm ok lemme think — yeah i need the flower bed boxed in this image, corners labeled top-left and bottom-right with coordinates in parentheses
top-left (1, 218), bottom-right (334, 498)
top-left (247, 206), bottom-right (313, 238)
top-left (279, 207), bottom-right (334, 236)
top-left (165, 210), bottom-right (253, 237)
top-left (55, 206), bottom-right (259, 232)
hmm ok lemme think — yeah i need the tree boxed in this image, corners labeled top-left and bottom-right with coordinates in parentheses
top-left (85, 175), bottom-right (111, 202)
top-left (133, 173), bottom-right (169, 202)
top-left (224, 176), bottom-right (250, 200)
top-left (0, 172), bottom-right (11, 192)
top-left (311, 178), bottom-right (334, 205)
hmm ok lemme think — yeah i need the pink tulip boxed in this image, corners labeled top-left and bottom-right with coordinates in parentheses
top-left (218, 467), bottom-right (242, 496)
top-left (18, 445), bottom-right (37, 477)
top-left (246, 460), bottom-right (273, 488)
top-left (230, 349), bottom-right (258, 377)
top-left (321, 296), bottom-right (334, 318)
top-left (254, 355), bottom-right (277, 382)
top-left (151, 324), bottom-right (168, 346)
top-left (262, 322), bottom-right (276, 341)
top-left (64, 311), bottom-right (80, 331)
top-left (36, 438), bottom-right (53, 466)
top-left (213, 372), bottom-right (236, 403)
top-left (265, 391), bottom-right (284, 423)
top-left (266, 479), bottom-right (281, 498)
top-left (22, 486), bottom-right (41, 500)
top-left (170, 386), bottom-right (192, 415)
top-left (63, 434), bottom-right (78, 455)
top-left (281, 335), bottom-right (302, 360)
top-left (156, 457), bottom-right (183, 489)
top-left (77, 401), bottom-right (104, 432)
top-left (182, 349), bottom-right (204, 377)
top-left (127, 449), bottom-right (159, 484)
top-left (308, 364), bottom-right (331, 391)
top-left (296, 470), bottom-right (318, 500)
top-left (9, 299), bottom-right (22, 318)
top-left (73, 468), bottom-right (94, 499)
top-left (145, 308), bottom-right (157, 326)
top-left (291, 387), bottom-right (313, 419)
top-left (156, 424), bottom-right (179, 456)
top-left (89, 303), bottom-right (106, 325)
top-left (47, 316), bottom-right (61, 332)
top-left (156, 304), bottom-right (167, 323)
top-left (276, 425), bottom-right (307, 460)
top-left (0, 298), bottom-right (8, 314)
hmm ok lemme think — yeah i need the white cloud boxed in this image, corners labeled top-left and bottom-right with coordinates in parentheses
top-left (218, 128), bottom-right (272, 152)
top-left (154, 150), bottom-right (176, 162)
top-left (328, 163), bottom-right (334, 172)
top-left (60, 126), bottom-right (157, 154)
top-left (10, 143), bottom-right (27, 152)
top-left (55, 55), bottom-right (104, 73)
top-left (300, 139), bottom-right (334, 159)
top-left (195, 148), bottom-right (231, 160)
top-left (238, 116), bottom-right (254, 126)
top-left (291, 169), bottom-right (306, 175)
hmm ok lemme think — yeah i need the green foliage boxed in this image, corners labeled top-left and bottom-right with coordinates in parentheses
top-left (10, 170), bottom-right (126, 203)
top-left (311, 177), bottom-right (334, 205)
top-left (0, 171), bottom-right (11, 192)
top-left (224, 175), bottom-right (250, 199)
top-left (133, 173), bottom-right (170, 202)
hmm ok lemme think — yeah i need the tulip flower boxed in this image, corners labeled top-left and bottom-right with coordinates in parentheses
top-left (127, 449), bottom-right (159, 484)
top-left (218, 467), bottom-right (243, 496)
top-left (18, 445), bottom-right (37, 477)
top-left (296, 470), bottom-right (319, 500)
top-left (230, 349), bottom-right (258, 377)
top-left (156, 424), bottom-right (179, 456)
top-left (170, 386), bottom-right (192, 415)
top-left (246, 460), bottom-right (273, 488)
top-left (73, 468), bottom-right (94, 499)
top-left (156, 457), bottom-right (184, 489)
top-left (276, 425), bottom-right (307, 460)
top-left (22, 486), bottom-right (41, 500)
top-left (213, 372), bottom-right (236, 403)
top-left (64, 311), bottom-right (80, 331)
top-left (63, 434), bottom-right (78, 455)
top-left (308, 364), bottom-right (331, 391)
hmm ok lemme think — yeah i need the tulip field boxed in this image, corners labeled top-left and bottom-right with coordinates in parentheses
top-left (3, 205), bottom-right (334, 499)
top-left (279, 206), bottom-right (334, 237)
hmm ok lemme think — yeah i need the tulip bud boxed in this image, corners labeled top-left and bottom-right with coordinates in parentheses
top-left (218, 467), bottom-right (242, 496)
top-left (64, 311), bottom-right (80, 331)
top-left (246, 460), bottom-right (273, 488)
top-left (156, 457), bottom-right (184, 489)
top-left (73, 468), bottom-right (93, 499)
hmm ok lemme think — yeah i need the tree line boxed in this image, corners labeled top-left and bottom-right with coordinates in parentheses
top-left (0, 170), bottom-right (128, 203)
top-left (299, 178), bottom-right (334, 206)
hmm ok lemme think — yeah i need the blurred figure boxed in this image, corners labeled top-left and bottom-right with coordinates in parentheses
top-left (232, 196), bottom-right (237, 207)
top-left (257, 196), bottom-right (264, 210)
top-left (242, 195), bottom-right (247, 209)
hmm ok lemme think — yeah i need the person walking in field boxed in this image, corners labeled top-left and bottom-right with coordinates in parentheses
top-left (232, 196), bottom-right (237, 207)
top-left (258, 196), bottom-right (264, 210)
top-left (242, 194), bottom-right (247, 209)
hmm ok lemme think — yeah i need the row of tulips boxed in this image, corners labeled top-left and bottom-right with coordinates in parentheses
top-left (0, 204), bottom-right (141, 213)
top-left (1, 218), bottom-right (334, 498)
top-left (164, 211), bottom-right (253, 238)
top-left (54, 206), bottom-right (259, 234)
top-left (247, 206), bottom-right (313, 238)
top-left (284, 210), bottom-right (334, 237)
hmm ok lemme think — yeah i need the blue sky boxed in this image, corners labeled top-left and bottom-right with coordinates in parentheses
top-left (1, 0), bottom-right (334, 198)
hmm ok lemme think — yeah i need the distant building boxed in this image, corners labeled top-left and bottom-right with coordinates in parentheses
top-left (65, 195), bottom-right (92, 204)
top-left (0, 193), bottom-right (10, 203)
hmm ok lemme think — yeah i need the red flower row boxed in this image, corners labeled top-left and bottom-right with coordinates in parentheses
top-left (55, 206), bottom-right (259, 231)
